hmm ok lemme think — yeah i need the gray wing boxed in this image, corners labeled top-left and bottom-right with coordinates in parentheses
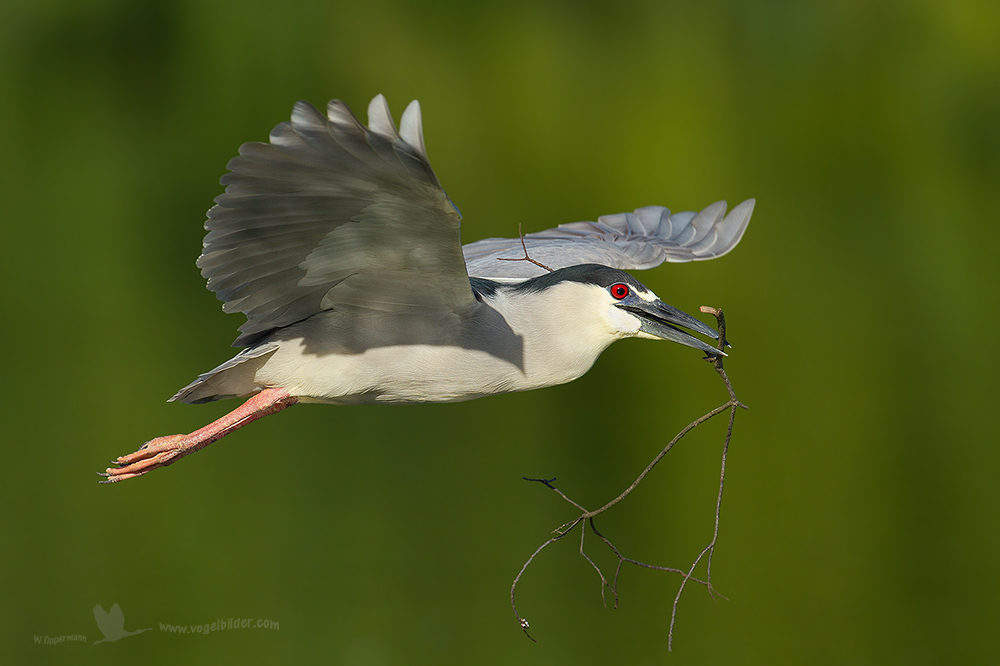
top-left (462, 199), bottom-right (754, 279)
top-left (198, 95), bottom-right (473, 347)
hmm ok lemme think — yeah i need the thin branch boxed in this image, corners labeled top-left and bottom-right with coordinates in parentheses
top-left (497, 224), bottom-right (555, 273)
top-left (510, 529), bottom-right (576, 642)
top-left (511, 306), bottom-right (745, 650)
top-left (663, 306), bottom-right (744, 650)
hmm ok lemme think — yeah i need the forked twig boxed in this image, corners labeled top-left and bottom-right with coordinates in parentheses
top-left (511, 306), bottom-right (746, 648)
top-left (497, 224), bottom-right (554, 273)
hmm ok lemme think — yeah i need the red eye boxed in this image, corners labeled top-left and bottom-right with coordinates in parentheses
top-left (610, 283), bottom-right (630, 300)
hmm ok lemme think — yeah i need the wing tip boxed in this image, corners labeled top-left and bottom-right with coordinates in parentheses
top-left (399, 99), bottom-right (428, 161)
top-left (366, 93), bottom-right (400, 141)
top-left (691, 197), bottom-right (755, 259)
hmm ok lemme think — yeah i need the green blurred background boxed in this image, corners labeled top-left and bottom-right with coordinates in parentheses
top-left (2, 0), bottom-right (998, 663)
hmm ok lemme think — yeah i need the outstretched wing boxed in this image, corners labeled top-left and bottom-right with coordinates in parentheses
top-left (198, 95), bottom-right (473, 347)
top-left (462, 199), bottom-right (754, 279)
top-left (92, 605), bottom-right (111, 634)
top-left (107, 603), bottom-right (124, 629)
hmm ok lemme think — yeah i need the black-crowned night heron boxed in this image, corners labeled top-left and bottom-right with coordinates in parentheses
top-left (102, 95), bottom-right (753, 483)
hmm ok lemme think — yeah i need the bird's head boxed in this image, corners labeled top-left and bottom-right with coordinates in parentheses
top-left (511, 264), bottom-right (723, 356)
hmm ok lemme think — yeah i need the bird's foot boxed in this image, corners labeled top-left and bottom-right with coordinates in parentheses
top-left (99, 388), bottom-right (298, 484)
top-left (99, 434), bottom-right (191, 483)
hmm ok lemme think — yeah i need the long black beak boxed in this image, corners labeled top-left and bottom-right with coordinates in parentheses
top-left (622, 300), bottom-right (725, 355)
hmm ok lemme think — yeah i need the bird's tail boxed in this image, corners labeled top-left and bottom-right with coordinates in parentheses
top-left (170, 343), bottom-right (279, 404)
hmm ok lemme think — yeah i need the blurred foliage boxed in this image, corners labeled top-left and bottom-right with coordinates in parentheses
top-left (1, 0), bottom-right (998, 664)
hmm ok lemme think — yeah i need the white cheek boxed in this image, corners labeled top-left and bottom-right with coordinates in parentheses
top-left (606, 307), bottom-right (641, 336)
top-left (636, 288), bottom-right (659, 303)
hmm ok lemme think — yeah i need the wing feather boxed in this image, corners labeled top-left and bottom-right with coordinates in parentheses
top-left (198, 96), bottom-right (471, 347)
top-left (462, 199), bottom-right (754, 279)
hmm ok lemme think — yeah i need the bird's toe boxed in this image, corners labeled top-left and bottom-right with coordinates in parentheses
top-left (137, 433), bottom-right (185, 453)
top-left (100, 434), bottom-right (189, 484)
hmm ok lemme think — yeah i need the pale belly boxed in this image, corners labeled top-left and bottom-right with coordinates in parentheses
top-left (252, 338), bottom-right (575, 405)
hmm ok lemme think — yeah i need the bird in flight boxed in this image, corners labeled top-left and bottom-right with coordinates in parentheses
top-left (92, 603), bottom-right (150, 644)
top-left (101, 95), bottom-right (753, 483)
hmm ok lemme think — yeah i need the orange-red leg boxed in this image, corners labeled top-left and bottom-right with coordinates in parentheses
top-left (100, 387), bottom-right (298, 483)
